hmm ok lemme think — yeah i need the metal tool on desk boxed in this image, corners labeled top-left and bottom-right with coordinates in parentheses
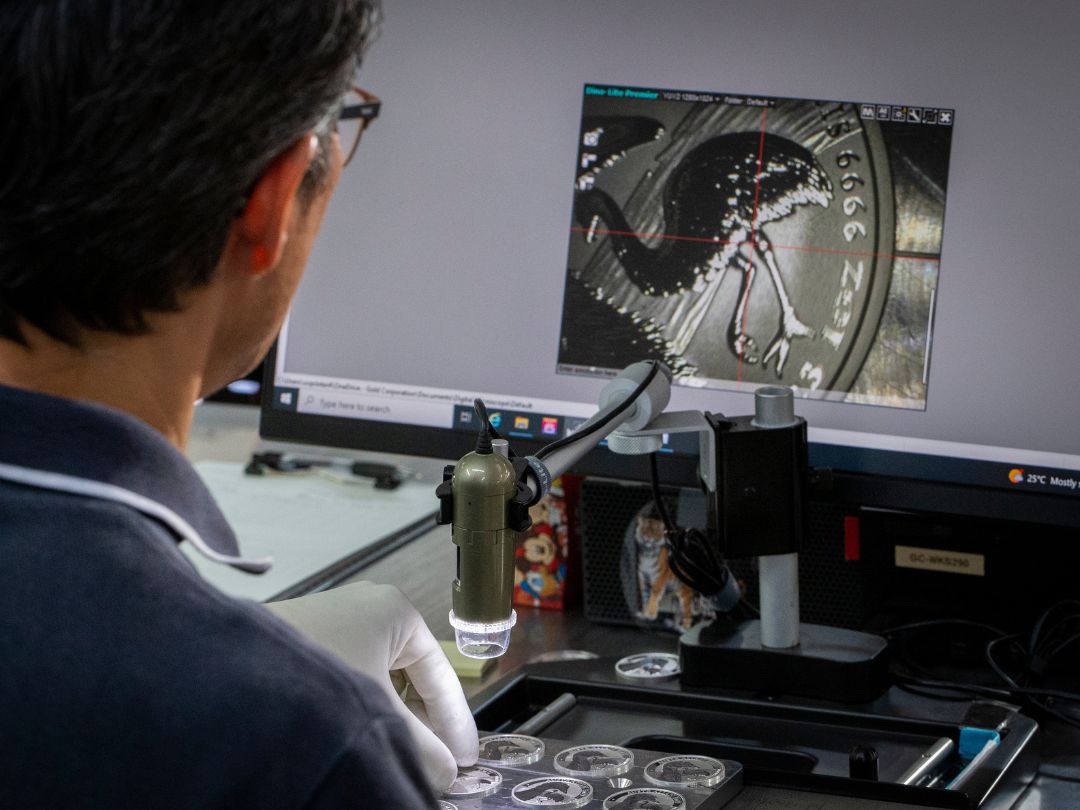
top-left (897, 737), bottom-right (954, 787)
top-left (245, 450), bottom-right (406, 489)
top-left (513, 693), bottom-right (577, 737)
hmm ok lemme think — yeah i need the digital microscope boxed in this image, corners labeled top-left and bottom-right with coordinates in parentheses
top-left (436, 361), bottom-right (889, 703)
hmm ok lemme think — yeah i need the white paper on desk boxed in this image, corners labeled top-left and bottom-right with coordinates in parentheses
top-left (183, 461), bottom-right (436, 602)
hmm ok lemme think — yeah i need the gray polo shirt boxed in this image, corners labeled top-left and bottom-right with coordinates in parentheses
top-left (0, 383), bottom-right (438, 808)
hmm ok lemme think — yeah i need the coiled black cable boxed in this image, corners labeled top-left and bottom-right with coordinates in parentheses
top-left (885, 609), bottom-right (1080, 730)
top-left (647, 452), bottom-right (732, 598)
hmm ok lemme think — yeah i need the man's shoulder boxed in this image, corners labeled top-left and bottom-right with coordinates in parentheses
top-left (0, 472), bottom-right (404, 712)
top-left (0, 482), bottom-right (425, 807)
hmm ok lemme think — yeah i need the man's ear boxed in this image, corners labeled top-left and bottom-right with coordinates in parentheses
top-left (237, 134), bottom-right (319, 273)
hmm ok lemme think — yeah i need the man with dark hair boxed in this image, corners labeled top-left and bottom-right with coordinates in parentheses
top-left (0, 1), bottom-right (476, 806)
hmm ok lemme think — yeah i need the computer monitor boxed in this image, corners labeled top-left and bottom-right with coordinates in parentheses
top-left (260, 0), bottom-right (1080, 531)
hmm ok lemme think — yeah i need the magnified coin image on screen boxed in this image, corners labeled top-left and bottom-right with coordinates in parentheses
top-left (560, 85), bottom-right (952, 412)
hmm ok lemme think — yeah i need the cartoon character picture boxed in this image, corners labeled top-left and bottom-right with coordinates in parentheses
top-left (515, 531), bottom-right (564, 603)
top-left (513, 488), bottom-right (569, 608)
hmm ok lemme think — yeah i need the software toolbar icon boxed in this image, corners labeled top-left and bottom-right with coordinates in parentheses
top-left (1008, 468), bottom-right (1024, 484)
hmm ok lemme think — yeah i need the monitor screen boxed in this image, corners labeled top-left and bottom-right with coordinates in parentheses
top-left (261, 0), bottom-right (1080, 528)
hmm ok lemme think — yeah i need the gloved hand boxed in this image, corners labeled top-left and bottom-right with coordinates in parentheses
top-left (265, 581), bottom-right (478, 790)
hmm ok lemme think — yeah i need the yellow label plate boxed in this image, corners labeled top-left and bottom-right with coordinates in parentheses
top-left (895, 545), bottom-right (985, 577)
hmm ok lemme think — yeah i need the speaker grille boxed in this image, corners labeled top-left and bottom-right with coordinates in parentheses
top-left (580, 478), bottom-right (867, 630)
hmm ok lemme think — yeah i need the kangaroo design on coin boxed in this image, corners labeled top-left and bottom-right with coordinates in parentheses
top-left (443, 765), bottom-right (502, 799)
top-left (478, 734), bottom-right (545, 766)
top-left (553, 743), bottom-right (634, 777)
top-left (604, 787), bottom-right (687, 809)
top-left (644, 754), bottom-right (726, 787)
top-left (563, 91), bottom-right (924, 401)
top-left (511, 776), bottom-right (594, 807)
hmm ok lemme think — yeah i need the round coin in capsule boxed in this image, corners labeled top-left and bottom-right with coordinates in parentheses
top-left (478, 734), bottom-right (545, 766)
top-left (443, 765), bottom-right (502, 799)
top-left (553, 744), bottom-right (634, 777)
top-left (604, 787), bottom-right (687, 809)
top-left (614, 652), bottom-right (680, 681)
top-left (644, 755), bottom-right (726, 788)
top-left (511, 776), bottom-right (593, 807)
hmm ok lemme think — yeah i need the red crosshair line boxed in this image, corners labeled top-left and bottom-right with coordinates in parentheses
top-left (736, 106), bottom-right (770, 383)
top-left (567, 225), bottom-right (939, 264)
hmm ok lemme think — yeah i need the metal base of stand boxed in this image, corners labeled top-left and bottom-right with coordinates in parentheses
top-left (680, 620), bottom-right (890, 703)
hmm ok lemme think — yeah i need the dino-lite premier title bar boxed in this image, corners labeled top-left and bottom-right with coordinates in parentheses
top-left (583, 84), bottom-right (954, 126)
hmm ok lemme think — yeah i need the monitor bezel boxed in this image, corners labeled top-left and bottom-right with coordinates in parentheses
top-left (259, 343), bottom-right (1080, 530)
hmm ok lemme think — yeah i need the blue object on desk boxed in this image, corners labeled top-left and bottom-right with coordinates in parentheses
top-left (959, 727), bottom-right (1001, 760)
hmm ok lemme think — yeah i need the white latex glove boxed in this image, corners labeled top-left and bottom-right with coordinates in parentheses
top-left (265, 582), bottom-right (478, 790)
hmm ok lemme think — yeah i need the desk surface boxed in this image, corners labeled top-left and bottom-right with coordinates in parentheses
top-left (353, 523), bottom-right (1080, 808)
top-left (188, 403), bottom-right (1079, 808)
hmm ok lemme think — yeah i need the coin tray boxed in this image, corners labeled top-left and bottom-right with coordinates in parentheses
top-left (441, 737), bottom-right (741, 809)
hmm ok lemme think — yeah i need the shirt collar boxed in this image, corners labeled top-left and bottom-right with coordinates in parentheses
top-left (0, 383), bottom-right (256, 569)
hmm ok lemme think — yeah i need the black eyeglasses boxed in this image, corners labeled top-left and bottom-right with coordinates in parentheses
top-left (336, 87), bottom-right (380, 166)
top-left (235, 87), bottom-right (380, 217)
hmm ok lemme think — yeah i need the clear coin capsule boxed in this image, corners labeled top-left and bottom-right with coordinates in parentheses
top-left (604, 787), bottom-right (688, 809)
top-left (553, 744), bottom-right (634, 777)
top-left (478, 734), bottom-right (546, 766)
top-left (511, 776), bottom-right (594, 808)
top-left (644, 754), bottom-right (727, 788)
top-left (614, 652), bottom-right (681, 681)
top-left (442, 765), bottom-right (502, 799)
